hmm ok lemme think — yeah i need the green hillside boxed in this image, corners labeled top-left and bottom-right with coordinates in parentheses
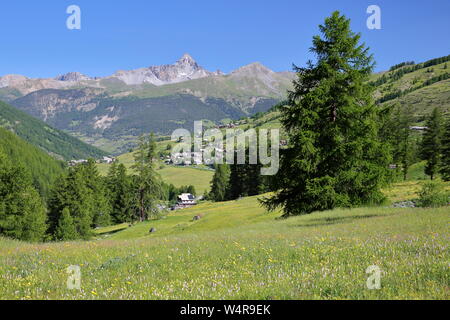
top-left (0, 100), bottom-right (107, 160)
top-left (236, 55), bottom-right (450, 131)
top-left (0, 126), bottom-right (65, 198)
top-left (1, 191), bottom-right (448, 299)
top-left (371, 55), bottom-right (450, 118)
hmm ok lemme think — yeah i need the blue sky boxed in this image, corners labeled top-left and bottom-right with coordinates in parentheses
top-left (0, 0), bottom-right (449, 78)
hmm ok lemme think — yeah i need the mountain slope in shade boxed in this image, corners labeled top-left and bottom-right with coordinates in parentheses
top-left (0, 100), bottom-right (107, 160)
top-left (0, 126), bottom-right (65, 198)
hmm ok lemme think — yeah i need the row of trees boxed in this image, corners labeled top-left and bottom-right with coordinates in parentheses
top-left (420, 108), bottom-right (450, 181)
top-left (376, 72), bottom-right (450, 104)
top-left (0, 150), bottom-right (47, 241)
top-left (209, 162), bottom-right (274, 202)
top-left (381, 104), bottom-right (450, 182)
top-left (1, 133), bottom-right (198, 242)
top-left (49, 133), bottom-right (199, 241)
top-left (43, 134), bottom-right (164, 241)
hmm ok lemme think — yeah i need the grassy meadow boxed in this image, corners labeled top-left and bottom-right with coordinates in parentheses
top-left (0, 181), bottom-right (449, 300)
top-left (97, 148), bottom-right (214, 195)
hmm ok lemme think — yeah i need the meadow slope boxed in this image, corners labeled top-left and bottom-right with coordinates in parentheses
top-left (0, 193), bottom-right (448, 300)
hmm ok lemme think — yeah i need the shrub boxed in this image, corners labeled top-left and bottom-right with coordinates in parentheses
top-left (416, 181), bottom-right (449, 208)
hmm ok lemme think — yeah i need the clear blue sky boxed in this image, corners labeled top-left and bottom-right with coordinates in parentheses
top-left (0, 0), bottom-right (449, 78)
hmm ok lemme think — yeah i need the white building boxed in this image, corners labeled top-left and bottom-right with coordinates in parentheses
top-left (177, 193), bottom-right (197, 207)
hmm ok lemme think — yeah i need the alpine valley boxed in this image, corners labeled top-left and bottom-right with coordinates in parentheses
top-left (1, 54), bottom-right (295, 154)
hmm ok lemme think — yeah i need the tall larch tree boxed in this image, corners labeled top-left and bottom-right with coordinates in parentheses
top-left (261, 11), bottom-right (390, 217)
top-left (132, 133), bottom-right (163, 221)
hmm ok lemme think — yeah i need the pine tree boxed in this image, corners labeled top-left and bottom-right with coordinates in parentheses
top-left (438, 116), bottom-right (450, 181)
top-left (210, 164), bottom-right (230, 202)
top-left (0, 150), bottom-right (47, 242)
top-left (261, 12), bottom-right (390, 217)
top-left (55, 208), bottom-right (78, 241)
top-left (421, 108), bottom-right (444, 180)
top-left (132, 134), bottom-right (163, 221)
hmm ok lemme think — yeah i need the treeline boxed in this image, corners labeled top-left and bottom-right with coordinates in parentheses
top-left (419, 108), bottom-right (450, 181)
top-left (389, 61), bottom-right (415, 72)
top-left (0, 133), bottom-right (198, 242)
top-left (376, 72), bottom-right (450, 104)
top-left (379, 104), bottom-right (450, 181)
top-left (370, 54), bottom-right (450, 87)
top-left (209, 162), bottom-right (274, 202)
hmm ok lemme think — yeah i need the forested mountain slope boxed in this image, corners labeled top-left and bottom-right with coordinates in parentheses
top-left (0, 126), bottom-right (65, 198)
top-left (0, 100), bottom-right (107, 160)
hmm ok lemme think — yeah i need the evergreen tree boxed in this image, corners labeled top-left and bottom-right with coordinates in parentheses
top-left (421, 108), bottom-right (444, 180)
top-left (106, 163), bottom-right (135, 223)
top-left (132, 134), bottom-right (163, 221)
top-left (385, 105), bottom-right (416, 180)
top-left (210, 164), bottom-right (230, 202)
top-left (54, 207), bottom-right (78, 241)
top-left (48, 167), bottom-right (95, 240)
top-left (227, 163), bottom-right (246, 200)
top-left (261, 12), bottom-right (390, 217)
top-left (439, 116), bottom-right (450, 181)
top-left (186, 185), bottom-right (197, 197)
top-left (48, 160), bottom-right (111, 240)
top-left (80, 159), bottom-right (111, 226)
top-left (0, 150), bottom-right (47, 242)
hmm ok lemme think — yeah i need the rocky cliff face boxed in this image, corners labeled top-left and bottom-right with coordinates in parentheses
top-left (109, 54), bottom-right (219, 86)
top-left (54, 72), bottom-right (92, 82)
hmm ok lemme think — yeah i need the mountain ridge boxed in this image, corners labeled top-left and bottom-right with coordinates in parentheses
top-left (0, 54), bottom-right (291, 93)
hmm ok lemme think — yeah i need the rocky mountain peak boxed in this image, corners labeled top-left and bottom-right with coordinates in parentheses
top-left (232, 62), bottom-right (274, 76)
top-left (176, 53), bottom-right (197, 67)
top-left (55, 72), bottom-right (91, 82)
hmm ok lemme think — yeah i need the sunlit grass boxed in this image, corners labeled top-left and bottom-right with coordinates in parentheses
top-left (1, 187), bottom-right (448, 299)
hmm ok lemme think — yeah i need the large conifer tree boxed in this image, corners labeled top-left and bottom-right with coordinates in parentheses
top-left (106, 163), bottom-right (135, 223)
top-left (132, 133), bottom-right (163, 221)
top-left (210, 164), bottom-right (230, 202)
top-left (0, 150), bottom-right (47, 241)
top-left (261, 11), bottom-right (390, 217)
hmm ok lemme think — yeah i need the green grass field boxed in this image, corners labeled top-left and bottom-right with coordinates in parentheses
top-left (97, 148), bottom-right (214, 195)
top-left (0, 183), bottom-right (449, 300)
